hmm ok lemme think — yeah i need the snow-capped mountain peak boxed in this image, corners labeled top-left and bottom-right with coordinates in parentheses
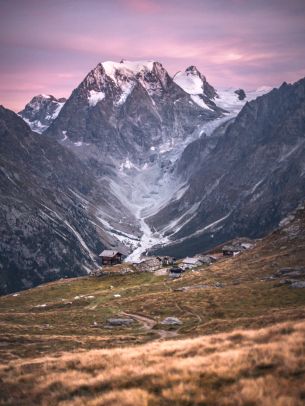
top-left (174, 66), bottom-right (218, 100)
top-left (85, 60), bottom-right (157, 88)
top-left (82, 60), bottom-right (171, 104)
top-left (185, 65), bottom-right (202, 77)
top-left (103, 60), bottom-right (155, 79)
top-left (18, 94), bottom-right (66, 133)
top-left (44, 58), bottom-right (221, 165)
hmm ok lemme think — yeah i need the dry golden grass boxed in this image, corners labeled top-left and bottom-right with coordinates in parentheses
top-left (1, 319), bottom-right (305, 405)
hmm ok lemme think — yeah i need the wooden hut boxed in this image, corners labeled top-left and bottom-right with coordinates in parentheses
top-left (99, 250), bottom-right (124, 266)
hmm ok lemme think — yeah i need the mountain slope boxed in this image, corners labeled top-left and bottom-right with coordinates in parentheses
top-left (18, 94), bottom-right (66, 133)
top-left (0, 106), bottom-right (139, 294)
top-left (148, 78), bottom-right (305, 257)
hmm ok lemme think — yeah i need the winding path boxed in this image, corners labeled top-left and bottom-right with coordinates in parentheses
top-left (120, 311), bottom-right (178, 339)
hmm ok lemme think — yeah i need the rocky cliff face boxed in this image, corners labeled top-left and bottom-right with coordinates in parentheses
top-left (148, 78), bottom-right (305, 257)
top-left (0, 106), bottom-right (139, 294)
top-left (45, 61), bottom-right (222, 167)
top-left (18, 95), bottom-right (66, 133)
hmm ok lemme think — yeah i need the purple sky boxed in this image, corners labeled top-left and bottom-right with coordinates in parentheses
top-left (1, 0), bottom-right (305, 111)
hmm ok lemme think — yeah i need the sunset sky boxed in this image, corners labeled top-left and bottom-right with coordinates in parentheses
top-left (1, 0), bottom-right (305, 111)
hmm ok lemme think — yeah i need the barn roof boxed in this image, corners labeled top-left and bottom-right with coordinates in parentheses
top-left (182, 257), bottom-right (202, 265)
top-left (99, 250), bottom-right (122, 257)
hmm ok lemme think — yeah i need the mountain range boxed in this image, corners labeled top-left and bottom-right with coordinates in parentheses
top-left (1, 59), bottom-right (305, 293)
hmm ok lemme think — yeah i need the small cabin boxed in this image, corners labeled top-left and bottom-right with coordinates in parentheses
top-left (99, 250), bottom-right (123, 266)
top-left (222, 246), bottom-right (241, 257)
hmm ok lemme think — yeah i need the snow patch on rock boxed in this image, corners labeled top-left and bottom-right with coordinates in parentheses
top-left (88, 90), bottom-right (105, 106)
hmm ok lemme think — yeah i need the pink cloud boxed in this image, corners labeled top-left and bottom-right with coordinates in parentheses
top-left (121, 0), bottom-right (161, 13)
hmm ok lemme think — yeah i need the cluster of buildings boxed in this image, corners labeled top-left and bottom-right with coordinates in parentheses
top-left (98, 241), bottom-right (254, 274)
top-left (98, 251), bottom-right (175, 270)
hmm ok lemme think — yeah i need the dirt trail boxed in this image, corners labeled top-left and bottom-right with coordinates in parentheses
top-left (121, 312), bottom-right (178, 340)
top-left (175, 302), bottom-right (202, 322)
top-left (121, 311), bottom-right (156, 330)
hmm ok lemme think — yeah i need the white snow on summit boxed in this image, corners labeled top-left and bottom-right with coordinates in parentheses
top-left (174, 67), bottom-right (215, 110)
top-left (86, 60), bottom-right (161, 105)
top-left (102, 60), bottom-right (154, 80)
top-left (174, 70), bottom-right (204, 95)
top-left (88, 59), bottom-right (170, 102)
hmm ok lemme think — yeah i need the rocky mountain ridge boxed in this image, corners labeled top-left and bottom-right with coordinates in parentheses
top-left (18, 94), bottom-right (66, 133)
top-left (148, 78), bottom-right (305, 257)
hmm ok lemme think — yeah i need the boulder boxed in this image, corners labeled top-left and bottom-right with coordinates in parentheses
top-left (290, 281), bottom-right (305, 289)
top-left (161, 317), bottom-right (182, 325)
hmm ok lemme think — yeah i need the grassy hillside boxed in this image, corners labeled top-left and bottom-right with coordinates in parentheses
top-left (0, 204), bottom-right (305, 404)
top-left (1, 319), bottom-right (305, 405)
